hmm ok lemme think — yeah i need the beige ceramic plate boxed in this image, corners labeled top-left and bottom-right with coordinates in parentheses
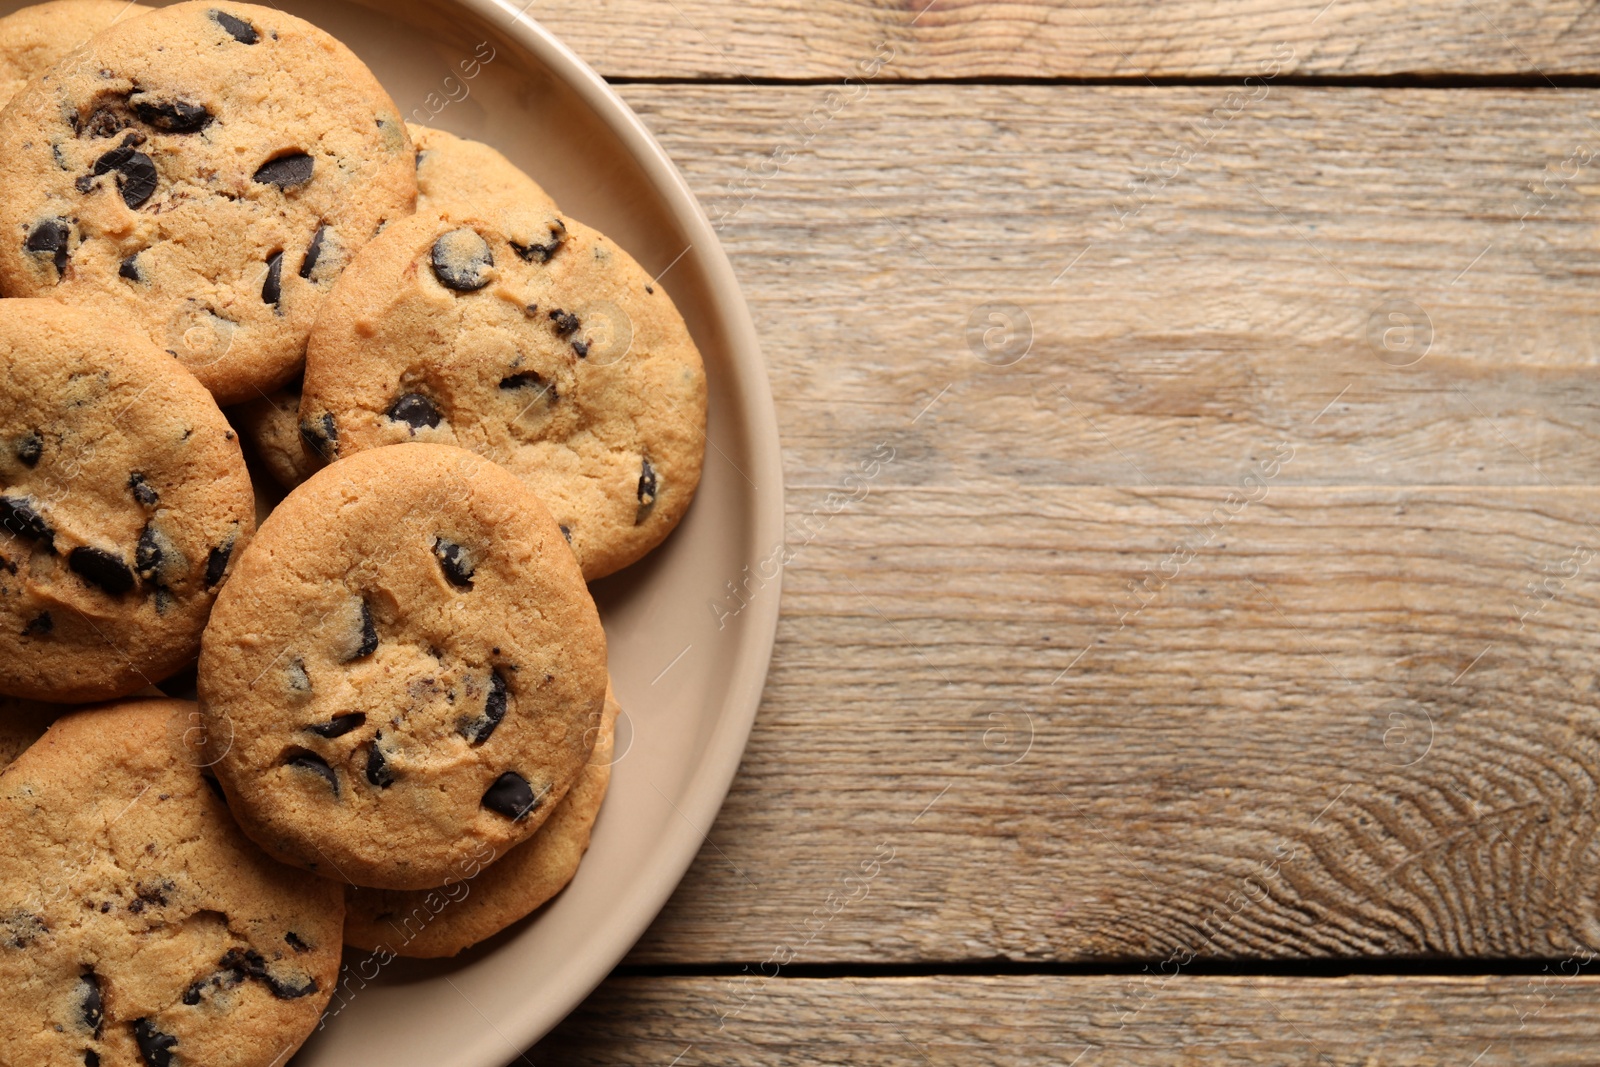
top-left (0, 0), bottom-right (782, 1060)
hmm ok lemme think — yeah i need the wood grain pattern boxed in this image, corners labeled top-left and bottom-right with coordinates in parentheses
top-left (536, 974), bottom-right (1600, 1064)
top-left (573, 85), bottom-right (1600, 964)
top-left (524, 1), bottom-right (1600, 79)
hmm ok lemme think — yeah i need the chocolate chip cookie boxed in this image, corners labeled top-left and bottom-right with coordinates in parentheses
top-left (0, 299), bottom-right (255, 703)
top-left (300, 205), bottom-right (707, 579)
top-left (229, 376), bottom-right (323, 491)
top-left (0, 1), bottom-right (417, 405)
top-left (410, 121), bottom-right (558, 216)
top-left (198, 443), bottom-right (608, 890)
top-left (344, 680), bottom-right (618, 957)
top-left (0, 698), bottom-right (344, 1067)
top-left (0, 0), bottom-right (152, 110)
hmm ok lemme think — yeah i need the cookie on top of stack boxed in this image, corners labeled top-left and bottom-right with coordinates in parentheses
top-left (0, 0), bottom-right (706, 1058)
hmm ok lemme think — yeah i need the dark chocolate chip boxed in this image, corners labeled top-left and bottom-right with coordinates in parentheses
top-left (571, 339), bottom-right (589, 358)
top-left (204, 539), bottom-right (234, 588)
top-left (132, 1019), bottom-right (177, 1067)
top-left (210, 8), bottom-right (259, 44)
top-left (128, 472), bottom-right (158, 507)
top-left (638, 456), bottom-right (658, 508)
top-left (91, 138), bottom-right (157, 208)
top-left (387, 393), bottom-right (440, 432)
top-left (299, 412), bottom-right (338, 460)
top-left (0, 495), bottom-right (54, 549)
top-left (185, 948), bottom-right (317, 1006)
top-left (135, 523), bottom-right (161, 581)
top-left (645, 284), bottom-right (655, 294)
top-left (305, 713), bottom-right (365, 738)
top-left (79, 972), bottom-right (103, 1037)
top-left (299, 224), bottom-right (326, 278)
top-left (118, 253), bottom-right (142, 282)
top-left (461, 670), bottom-right (508, 745)
top-left (365, 733), bottom-right (394, 787)
top-left (509, 221), bottom-right (564, 263)
top-left (429, 227), bottom-right (493, 291)
top-left (131, 98), bottom-right (212, 133)
top-left (286, 752), bottom-right (338, 796)
top-left (23, 612), bottom-right (52, 637)
top-left (253, 153), bottom-right (314, 189)
top-left (559, 524), bottom-right (571, 543)
top-left (24, 218), bottom-right (71, 278)
top-left (85, 1051), bottom-right (100, 1067)
top-left (16, 430), bottom-right (42, 467)
top-left (286, 931), bottom-right (311, 952)
top-left (69, 546), bottom-right (134, 595)
top-left (348, 599), bottom-right (378, 660)
top-left (432, 537), bottom-right (473, 588)
top-left (482, 771), bottom-right (539, 820)
top-left (261, 249), bottom-right (283, 305)
top-left (548, 308), bottom-right (580, 336)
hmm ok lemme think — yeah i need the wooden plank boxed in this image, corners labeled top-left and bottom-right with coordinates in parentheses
top-left (525, 1), bottom-right (1600, 79)
top-left (537, 974), bottom-right (1600, 1063)
top-left (585, 85), bottom-right (1600, 962)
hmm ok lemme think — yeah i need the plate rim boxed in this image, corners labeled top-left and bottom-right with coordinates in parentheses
top-left (435, 0), bottom-right (785, 1059)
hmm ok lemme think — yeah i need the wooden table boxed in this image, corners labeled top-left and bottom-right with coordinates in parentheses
top-left (524, 2), bottom-right (1600, 1060)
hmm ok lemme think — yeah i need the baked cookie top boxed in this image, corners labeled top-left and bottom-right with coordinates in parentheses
top-left (0, 698), bottom-right (344, 1067)
top-left (301, 205), bottom-right (707, 579)
top-left (344, 681), bottom-right (618, 957)
top-left (410, 122), bottom-right (558, 216)
top-left (0, 0), bottom-right (152, 111)
top-left (198, 443), bottom-right (608, 890)
top-left (0, 0), bottom-right (417, 405)
top-left (0, 299), bottom-right (255, 703)
top-left (229, 376), bottom-right (321, 492)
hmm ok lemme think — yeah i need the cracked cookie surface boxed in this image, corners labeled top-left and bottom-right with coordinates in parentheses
top-left (0, 299), bottom-right (255, 703)
top-left (0, 698), bottom-right (344, 1067)
top-left (344, 680), bottom-right (618, 957)
top-left (0, 0), bottom-right (417, 405)
top-left (301, 204), bottom-right (706, 579)
top-left (198, 443), bottom-right (607, 890)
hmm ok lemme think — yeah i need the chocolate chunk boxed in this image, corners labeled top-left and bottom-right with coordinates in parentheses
top-left (571, 339), bottom-right (589, 358)
top-left (299, 224), bottom-right (326, 278)
top-left (132, 1019), bottom-right (177, 1067)
top-left (16, 430), bottom-right (42, 467)
top-left (638, 455), bottom-right (658, 508)
top-left (210, 8), bottom-right (259, 44)
top-left (22, 612), bottom-right (52, 637)
top-left (306, 713), bottom-right (365, 738)
top-left (79, 972), bottom-right (103, 1036)
top-left (509, 220), bottom-right (565, 263)
top-left (299, 412), bottom-right (338, 460)
top-left (118, 251), bottom-right (144, 282)
top-left (24, 218), bottom-right (71, 278)
top-left (429, 227), bottom-right (493, 291)
top-left (285, 931), bottom-right (311, 952)
top-left (548, 308), bottom-right (580, 336)
top-left (85, 1051), bottom-right (100, 1067)
top-left (387, 393), bottom-right (440, 432)
top-left (461, 670), bottom-right (508, 744)
top-left (204, 540), bottom-right (233, 588)
top-left (184, 948), bottom-right (317, 1006)
top-left (431, 537), bottom-right (473, 588)
top-left (253, 153), bottom-right (314, 189)
top-left (365, 733), bottom-right (394, 787)
top-left (131, 98), bottom-right (212, 133)
top-left (128, 472), bottom-right (158, 507)
top-left (70, 546), bottom-right (134, 595)
top-left (261, 249), bottom-right (283, 305)
top-left (347, 599), bottom-right (378, 660)
top-left (286, 752), bottom-right (338, 796)
top-left (0, 495), bottom-right (54, 549)
top-left (559, 524), bottom-right (571, 543)
top-left (482, 772), bottom-right (539, 819)
top-left (91, 137), bottom-right (157, 208)
top-left (134, 524), bottom-right (162, 581)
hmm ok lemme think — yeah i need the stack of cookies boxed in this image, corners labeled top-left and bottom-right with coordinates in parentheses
top-left (0, 3), bottom-right (707, 1063)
